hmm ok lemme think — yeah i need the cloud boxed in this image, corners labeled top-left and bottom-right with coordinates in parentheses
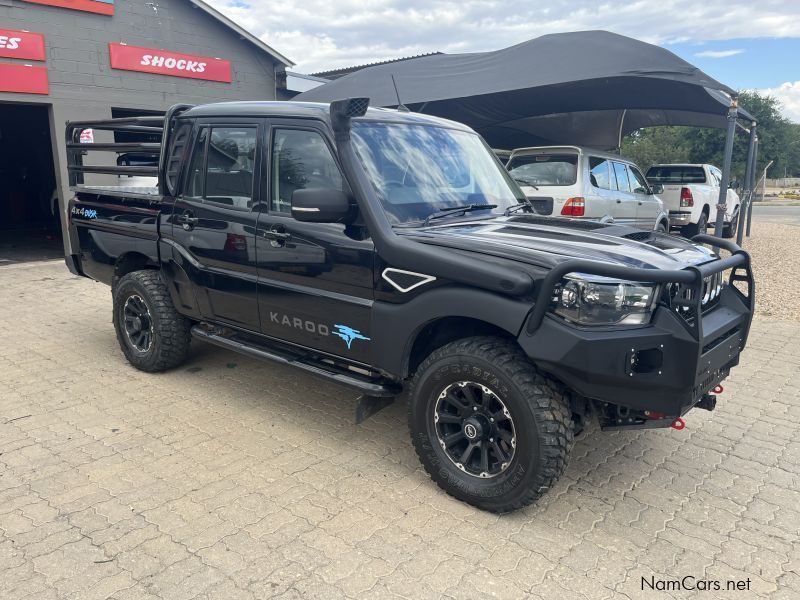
top-left (695, 49), bottom-right (745, 58)
top-left (759, 81), bottom-right (800, 123)
top-left (203, 0), bottom-right (800, 72)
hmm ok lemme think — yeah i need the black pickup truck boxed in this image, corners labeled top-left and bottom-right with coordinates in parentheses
top-left (65, 99), bottom-right (754, 512)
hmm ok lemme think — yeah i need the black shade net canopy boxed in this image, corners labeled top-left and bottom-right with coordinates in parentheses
top-left (296, 30), bottom-right (754, 149)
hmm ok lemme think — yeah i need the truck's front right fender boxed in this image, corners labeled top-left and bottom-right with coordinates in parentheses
top-left (369, 286), bottom-right (535, 379)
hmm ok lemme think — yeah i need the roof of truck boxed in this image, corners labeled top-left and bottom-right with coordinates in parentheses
top-left (182, 101), bottom-right (473, 131)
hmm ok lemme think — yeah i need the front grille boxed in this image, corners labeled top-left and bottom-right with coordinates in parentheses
top-left (664, 271), bottom-right (725, 324)
top-left (700, 271), bottom-right (724, 308)
top-left (528, 197), bottom-right (554, 215)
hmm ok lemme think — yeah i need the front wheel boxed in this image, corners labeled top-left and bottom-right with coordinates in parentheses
top-left (408, 337), bottom-right (574, 513)
top-left (112, 270), bottom-right (192, 372)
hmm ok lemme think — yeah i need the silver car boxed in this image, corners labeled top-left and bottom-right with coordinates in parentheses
top-left (506, 146), bottom-right (669, 231)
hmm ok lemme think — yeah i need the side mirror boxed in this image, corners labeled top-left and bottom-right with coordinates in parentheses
top-left (291, 188), bottom-right (353, 223)
top-left (650, 183), bottom-right (664, 195)
top-left (729, 180), bottom-right (740, 190)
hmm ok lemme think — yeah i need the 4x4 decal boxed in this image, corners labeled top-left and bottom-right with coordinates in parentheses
top-left (333, 325), bottom-right (370, 349)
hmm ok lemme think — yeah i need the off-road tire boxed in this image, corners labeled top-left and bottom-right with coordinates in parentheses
top-left (112, 270), bottom-right (191, 372)
top-left (722, 209), bottom-right (739, 239)
top-left (681, 211), bottom-right (708, 239)
top-left (408, 336), bottom-right (573, 513)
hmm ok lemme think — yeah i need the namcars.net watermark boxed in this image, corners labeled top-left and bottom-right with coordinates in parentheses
top-left (643, 576), bottom-right (752, 592)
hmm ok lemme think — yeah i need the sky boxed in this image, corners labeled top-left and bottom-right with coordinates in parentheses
top-left (209, 0), bottom-right (800, 122)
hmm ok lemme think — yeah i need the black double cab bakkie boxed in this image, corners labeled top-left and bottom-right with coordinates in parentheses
top-left (64, 99), bottom-right (754, 513)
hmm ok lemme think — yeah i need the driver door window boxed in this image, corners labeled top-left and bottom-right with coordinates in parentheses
top-left (270, 129), bottom-right (344, 214)
top-left (628, 166), bottom-right (650, 194)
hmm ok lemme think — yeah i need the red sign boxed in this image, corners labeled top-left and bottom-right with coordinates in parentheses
top-left (0, 29), bottom-right (46, 61)
top-left (21, 0), bottom-right (114, 16)
top-left (108, 43), bottom-right (232, 83)
top-left (0, 63), bottom-right (49, 94)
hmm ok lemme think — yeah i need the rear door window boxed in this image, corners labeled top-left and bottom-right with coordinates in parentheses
top-left (507, 153), bottom-right (578, 186)
top-left (612, 162), bottom-right (632, 192)
top-left (182, 126), bottom-right (258, 209)
top-left (589, 157), bottom-right (611, 189)
top-left (204, 127), bottom-right (257, 209)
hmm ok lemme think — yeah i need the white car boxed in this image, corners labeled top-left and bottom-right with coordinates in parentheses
top-left (644, 164), bottom-right (741, 238)
top-left (506, 146), bottom-right (669, 231)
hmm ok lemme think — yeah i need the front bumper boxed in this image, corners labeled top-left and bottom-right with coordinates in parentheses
top-left (668, 210), bottom-right (693, 227)
top-left (519, 234), bottom-right (754, 417)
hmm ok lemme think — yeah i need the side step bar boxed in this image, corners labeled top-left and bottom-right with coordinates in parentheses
top-left (190, 325), bottom-right (400, 397)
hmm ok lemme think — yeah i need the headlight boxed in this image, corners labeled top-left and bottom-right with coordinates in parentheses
top-left (551, 275), bottom-right (658, 326)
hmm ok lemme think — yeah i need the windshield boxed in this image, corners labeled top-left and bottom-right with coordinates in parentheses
top-left (352, 122), bottom-right (525, 226)
top-left (506, 153), bottom-right (578, 186)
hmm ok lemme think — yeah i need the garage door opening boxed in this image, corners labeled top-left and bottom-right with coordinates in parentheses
top-left (0, 103), bottom-right (62, 264)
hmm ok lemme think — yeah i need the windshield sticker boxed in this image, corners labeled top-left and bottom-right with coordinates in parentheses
top-left (333, 325), bottom-right (371, 349)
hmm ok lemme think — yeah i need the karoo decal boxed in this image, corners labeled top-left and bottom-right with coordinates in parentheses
top-left (108, 43), bottom-right (232, 83)
top-left (333, 325), bottom-right (371, 349)
top-left (0, 63), bottom-right (48, 94)
top-left (0, 29), bottom-right (46, 61)
top-left (21, 0), bottom-right (115, 17)
top-left (270, 312), bottom-right (329, 336)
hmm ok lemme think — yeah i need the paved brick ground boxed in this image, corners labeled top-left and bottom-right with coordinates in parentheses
top-left (1, 260), bottom-right (798, 600)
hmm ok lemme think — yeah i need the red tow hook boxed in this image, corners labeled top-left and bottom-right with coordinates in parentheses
top-left (713, 384), bottom-right (724, 394)
top-left (671, 417), bottom-right (686, 431)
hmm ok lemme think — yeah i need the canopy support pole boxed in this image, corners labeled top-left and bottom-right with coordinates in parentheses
top-left (737, 123), bottom-right (757, 245)
top-left (714, 98), bottom-right (738, 240)
top-left (746, 139), bottom-right (760, 237)
top-left (617, 109), bottom-right (627, 149)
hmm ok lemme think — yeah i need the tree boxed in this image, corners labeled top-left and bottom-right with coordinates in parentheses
top-left (622, 91), bottom-right (800, 180)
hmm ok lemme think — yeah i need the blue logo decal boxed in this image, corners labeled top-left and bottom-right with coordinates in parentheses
top-left (332, 324), bottom-right (370, 349)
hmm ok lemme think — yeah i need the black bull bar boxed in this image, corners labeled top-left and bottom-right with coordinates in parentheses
top-left (520, 234), bottom-right (754, 418)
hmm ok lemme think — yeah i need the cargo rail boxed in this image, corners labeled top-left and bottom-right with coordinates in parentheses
top-left (65, 104), bottom-right (193, 189)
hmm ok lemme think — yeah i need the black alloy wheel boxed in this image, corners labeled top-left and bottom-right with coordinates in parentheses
top-left (122, 294), bottom-right (154, 353)
top-left (408, 336), bottom-right (574, 513)
top-left (112, 270), bottom-right (192, 372)
top-left (434, 381), bottom-right (516, 479)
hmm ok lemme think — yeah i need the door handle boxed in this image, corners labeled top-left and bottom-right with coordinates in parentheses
top-left (263, 230), bottom-right (291, 241)
top-left (616, 199), bottom-right (622, 204)
top-left (262, 225), bottom-right (291, 246)
top-left (176, 212), bottom-right (199, 230)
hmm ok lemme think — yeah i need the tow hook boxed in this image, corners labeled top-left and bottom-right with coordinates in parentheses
top-left (696, 393), bottom-right (717, 412)
top-left (671, 417), bottom-right (686, 430)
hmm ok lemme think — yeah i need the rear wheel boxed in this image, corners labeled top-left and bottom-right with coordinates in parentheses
top-left (655, 221), bottom-right (668, 233)
top-left (408, 337), bottom-right (573, 513)
top-left (722, 209), bottom-right (739, 239)
top-left (112, 270), bottom-right (191, 372)
top-left (681, 211), bottom-right (707, 238)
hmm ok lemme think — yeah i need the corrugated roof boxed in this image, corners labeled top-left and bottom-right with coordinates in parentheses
top-left (189, 0), bottom-right (294, 67)
top-left (311, 52), bottom-right (442, 79)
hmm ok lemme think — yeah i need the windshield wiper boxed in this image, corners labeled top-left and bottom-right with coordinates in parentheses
top-left (504, 201), bottom-right (534, 216)
top-left (422, 204), bottom-right (498, 226)
top-left (512, 176), bottom-right (539, 190)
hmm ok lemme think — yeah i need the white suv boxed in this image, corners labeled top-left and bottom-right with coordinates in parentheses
top-left (506, 146), bottom-right (669, 231)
